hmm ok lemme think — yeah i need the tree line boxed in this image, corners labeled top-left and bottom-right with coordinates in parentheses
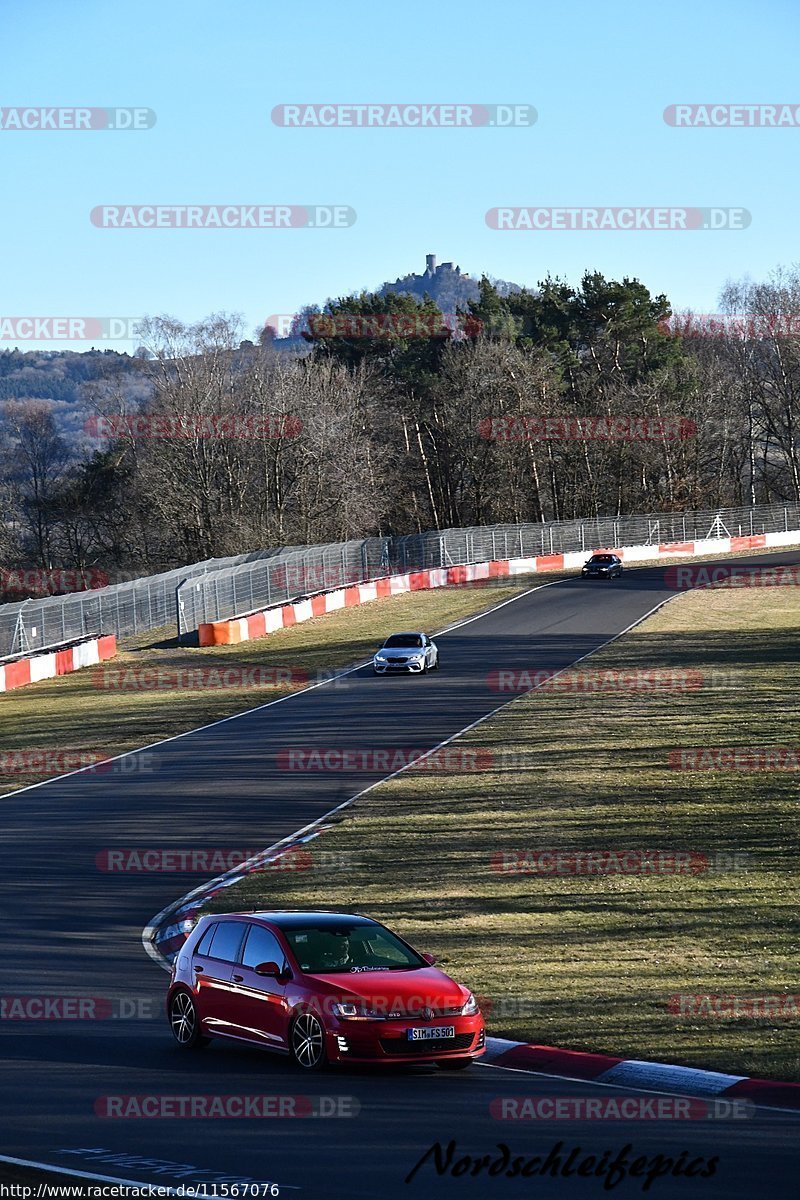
top-left (2, 266), bottom-right (800, 593)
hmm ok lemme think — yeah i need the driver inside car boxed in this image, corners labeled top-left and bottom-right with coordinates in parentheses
top-left (320, 933), bottom-right (356, 970)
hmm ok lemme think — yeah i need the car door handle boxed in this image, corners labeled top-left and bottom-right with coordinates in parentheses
top-left (231, 974), bottom-right (244, 982)
top-left (194, 965), bottom-right (204, 974)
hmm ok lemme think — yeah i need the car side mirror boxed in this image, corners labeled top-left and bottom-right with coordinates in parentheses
top-left (254, 960), bottom-right (281, 977)
top-left (421, 952), bottom-right (437, 965)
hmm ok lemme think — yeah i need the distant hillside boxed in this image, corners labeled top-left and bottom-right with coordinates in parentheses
top-left (3, 257), bottom-right (529, 436)
top-left (0, 348), bottom-right (149, 445)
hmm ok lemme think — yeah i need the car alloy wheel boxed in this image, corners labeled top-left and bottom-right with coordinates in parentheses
top-left (291, 1012), bottom-right (327, 1070)
top-left (169, 991), bottom-right (206, 1049)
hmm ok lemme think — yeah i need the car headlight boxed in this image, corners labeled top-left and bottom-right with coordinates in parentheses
top-left (332, 1001), bottom-right (389, 1020)
top-left (374, 654), bottom-right (388, 663)
top-left (461, 992), bottom-right (480, 1016)
top-left (332, 1002), bottom-right (360, 1019)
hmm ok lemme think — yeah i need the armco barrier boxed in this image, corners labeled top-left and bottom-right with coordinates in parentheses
top-left (198, 530), bottom-right (800, 648)
top-left (0, 634), bottom-right (116, 694)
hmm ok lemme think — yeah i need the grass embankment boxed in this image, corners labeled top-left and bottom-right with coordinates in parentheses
top-left (0, 581), bottom-right (535, 796)
top-left (210, 585), bottom-right (800, 1081)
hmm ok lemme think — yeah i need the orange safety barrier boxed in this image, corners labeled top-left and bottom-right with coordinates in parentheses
top-left (535, 554), bottom-right (564, 571)
top-left (4, 658), bottom-right (32, 690)
top-left (731, 534), bottom-right (766, 552)
top-left (97, 635), bottom-right (117, 660)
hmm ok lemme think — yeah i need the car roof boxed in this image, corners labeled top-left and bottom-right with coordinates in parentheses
top-left (384, 630), bottom-right (425, 637)
top-left (205, 910), bottom-right (377, 929)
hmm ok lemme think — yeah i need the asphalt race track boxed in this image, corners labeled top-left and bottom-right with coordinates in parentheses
top-left (1, 553), bottom-right (799, 1199)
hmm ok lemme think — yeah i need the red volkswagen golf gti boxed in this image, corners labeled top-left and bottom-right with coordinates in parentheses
top-left (167, 911), bottom-right (485, 1070)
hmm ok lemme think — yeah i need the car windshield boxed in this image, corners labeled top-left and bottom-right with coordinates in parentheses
top-left (591, 555), bottom-right (614, 563)
top-left (284, 923), bottom-right (425, 974)
top-left (383, 634), bottom-right (423, 648)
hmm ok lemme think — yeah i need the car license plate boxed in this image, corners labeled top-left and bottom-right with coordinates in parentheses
top-left (407, 1025), bottom-right (455, 1041)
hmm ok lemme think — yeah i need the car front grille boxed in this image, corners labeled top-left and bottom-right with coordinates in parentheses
top-left (381, 1006), bottom-right (463, 1019)
top-left (380, 1032), bottom-right (475, 1056)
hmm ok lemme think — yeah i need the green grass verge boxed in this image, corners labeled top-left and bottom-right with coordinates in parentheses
top-left (0, 581), bottom-right (536, 795)
top-left (209, 584), bottom-right (800, 1082)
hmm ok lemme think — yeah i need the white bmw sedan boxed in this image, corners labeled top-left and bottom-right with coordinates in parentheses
top-left (372, 631), bottom-right (439, 675)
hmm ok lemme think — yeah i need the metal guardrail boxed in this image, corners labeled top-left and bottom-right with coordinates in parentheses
top-left (2, 502), bottom-right (799, 657)
top-left (0, 545), bottom-right (304, 660)
top-left (390, 504), bottom-right (800, 570)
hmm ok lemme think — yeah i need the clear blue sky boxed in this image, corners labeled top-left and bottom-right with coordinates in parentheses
top-left (3, 0), bottom-right (799, 350)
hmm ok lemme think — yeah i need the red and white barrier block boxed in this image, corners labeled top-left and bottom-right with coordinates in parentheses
top-left (198, 530), bottom-right (800, 648)
top-left (0, 634), bottom-right (116, 694)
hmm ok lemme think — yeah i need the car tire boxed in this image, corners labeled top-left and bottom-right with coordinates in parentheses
top-left (168, 990), bottom-right (208, 1050)
top-left (290, 1012), bottom-right (328, 1071)
top-left (432, 653), bottom-right (440, 671)
top-left (435, 1057), bottom-right (473, 1070)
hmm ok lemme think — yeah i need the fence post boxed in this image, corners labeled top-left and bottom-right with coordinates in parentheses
top-left (176, 581), bottom-right (187, 644)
